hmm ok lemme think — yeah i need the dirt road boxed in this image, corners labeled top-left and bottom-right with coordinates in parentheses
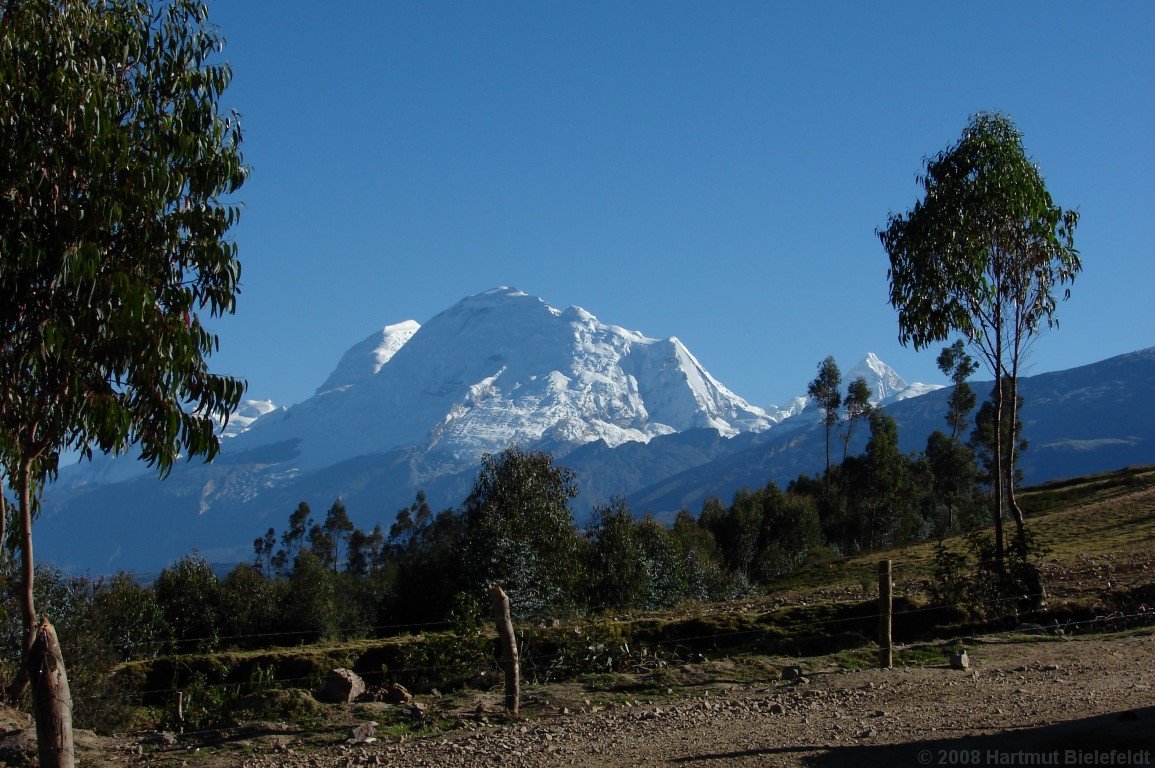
top-left (228, 632), bottom-right (1155, 768)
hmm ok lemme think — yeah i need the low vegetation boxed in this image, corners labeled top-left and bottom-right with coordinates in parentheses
top-left (1, 460), bottom-right (1150, 739)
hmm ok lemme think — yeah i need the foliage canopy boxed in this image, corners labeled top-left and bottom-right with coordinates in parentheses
top-left (0, 0), bottom-right (247, 486)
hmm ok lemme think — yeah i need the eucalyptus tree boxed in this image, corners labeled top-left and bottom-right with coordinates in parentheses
top-left (878, 112), bottom-right (1079, 566)
top-left (462, 447), bottom-right (586, 618)
top-left (926, 340), bottom-right (982, 532)
top-left (807, 356), bottom-right (842, 480)
top-left (1, 1), bottom-right (245, 760)
top-left (937, 340), bottom-right (980, 443)
top-left (841, 376), bottom-right (873, 462)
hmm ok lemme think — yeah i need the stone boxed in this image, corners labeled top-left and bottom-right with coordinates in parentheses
top-left (949, 650), bottom-right (970, 670)
top-left (315, 668), bottom-right (367, 703)
top-left (384, 683), bottom-right (412, 704)
top-left (781, 665), bottom-right (804, 681)
top-left (348, 722), bottom-right (377, 744)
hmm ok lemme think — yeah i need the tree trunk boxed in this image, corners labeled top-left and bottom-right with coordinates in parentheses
top-left (992, 374), bottom-right (1005, 568)
top-left (1005, 358), bottom-right (1027, 540)
top-left (6, 460), bottom-right (37, 703)
top-left (28, 617), bottom-right (75, 768)
top-left (990, 252), bottom-right (1006, 569)
top-left (824, 422), bottom-right (832, 478)
top-left (0, 491), bottom-right (7, 567)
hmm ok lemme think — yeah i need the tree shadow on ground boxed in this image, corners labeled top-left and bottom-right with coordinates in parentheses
top-left (671, 707), bottom-right (1155, 767)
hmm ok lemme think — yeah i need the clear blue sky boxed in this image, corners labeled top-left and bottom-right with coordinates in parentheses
top-left (206, 1), bottom-right (1153, 411)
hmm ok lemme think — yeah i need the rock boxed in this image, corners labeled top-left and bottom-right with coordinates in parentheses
top-left (949, 650), bottom-right (970, 670)
top-left (349, 722), bottom-right (377, 744)
top-left (315, 668), bottom-right (367, 703)
top-left (384, 683), bottom-right (412, 704)
top-left (781, 665), bottom-right (804, 681)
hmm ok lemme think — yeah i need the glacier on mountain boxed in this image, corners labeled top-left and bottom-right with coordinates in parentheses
top-left (235, 287), bottom-right (777, 474)
top-left (314, 320), bottom-right (421, 396)
top-left (218, 399), bottom-right (279, 438)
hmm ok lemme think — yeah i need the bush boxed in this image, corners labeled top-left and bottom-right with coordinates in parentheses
top-left (154, 554), bottom-right (223, 652)
top-left (283, 550), bottom-right (337, 642)
top-left (90, 573), bottom-right (171, 659)
top-left (219, 564), bottom-right (283, 648)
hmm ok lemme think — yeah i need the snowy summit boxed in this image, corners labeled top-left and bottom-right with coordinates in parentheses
top-left (237, 287), bottom-right (777, 473)
top-left (845, 352), bottom-right (943, 405)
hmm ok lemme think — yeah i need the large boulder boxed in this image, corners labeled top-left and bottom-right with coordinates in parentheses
top-left (314, 669), bottom-right (366, 703)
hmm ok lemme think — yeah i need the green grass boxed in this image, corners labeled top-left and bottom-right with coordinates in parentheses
top-left (761, 464), bottom-right (1155, 597)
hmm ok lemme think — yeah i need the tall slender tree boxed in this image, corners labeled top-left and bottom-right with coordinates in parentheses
top-left (936, 340), bottom-right (980, 443)
top-left (878, 112), bottom-right (1079, 567)
top-left (1, 3), bottom-right (246, 762)
top-left (807, 356), bottom-right (842, 481)
top-left (841, 376), bottom-right (873, 462)
top-left (323, 498), bottom-right (355, 570)
top-left (280, 502), bottom-right (312, 563)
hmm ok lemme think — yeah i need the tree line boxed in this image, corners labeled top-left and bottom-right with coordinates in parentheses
top-left (1, 339), bottom-right (1027, 684)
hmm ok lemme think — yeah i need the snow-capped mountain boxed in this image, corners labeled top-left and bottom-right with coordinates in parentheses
top-left (57, 285), bottom-right (1146, 578)
top-left (765, 353), bottom-right (941, 427)
top-left (845, 352), bottom-right (943, 404)
top-left (233, 287), bottom-right (776, 475)
top-left (218, 399), bottom-right (278, 438)
top-left (314, 320), bottom-right (421, 396)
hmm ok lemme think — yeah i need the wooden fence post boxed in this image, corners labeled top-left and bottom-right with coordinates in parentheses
top-left (488, 585), bottom-right (520, 717)
top-left (878, 560), bottom-right (893, 669)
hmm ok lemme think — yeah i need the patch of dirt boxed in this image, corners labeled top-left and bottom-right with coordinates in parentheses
top-left (101, 630), bottom-right (1155, 767)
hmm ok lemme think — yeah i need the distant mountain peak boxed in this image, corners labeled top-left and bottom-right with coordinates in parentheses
top-left (218, 399), bottom-right (278, 438)
top-left (239, 288), bottom-right (775, 472)
top-left (846, 353), bottom-right (908, 403)
top-left (314, 319), bottom-right (420, 396)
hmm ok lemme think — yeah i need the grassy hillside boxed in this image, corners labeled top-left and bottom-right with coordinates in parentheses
top-left (759, 464), bottom-right (1155, 601)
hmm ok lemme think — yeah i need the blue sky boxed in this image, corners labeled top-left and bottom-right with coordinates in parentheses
top-left (206, 2), bottom-right (1153, 410)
